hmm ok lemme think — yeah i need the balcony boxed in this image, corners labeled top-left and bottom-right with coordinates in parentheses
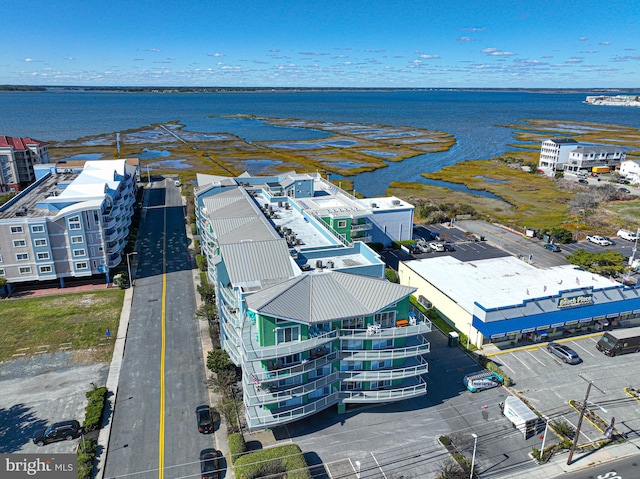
top-left (244, 351), bottom-right (339, 384)
top-left (342, 376), bottom-right (427, 403)
top-left (243, 371), bottom-right (340, 407)
top-left (341, 335), bottom-right (430, 362)
top-left (351, 222), bottom-right (372, 232)
top-left (340, 319), bottom-right (431, 340)
top-left (245, 391), bottom-right (341, 431)
top-left (242, 329), bottom-right (338, 361)
top-left (341, 356), bottom-right (429, 382)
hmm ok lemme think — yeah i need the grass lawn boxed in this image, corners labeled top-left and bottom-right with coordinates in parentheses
top-left (0, 289), bottom-right (125, 363)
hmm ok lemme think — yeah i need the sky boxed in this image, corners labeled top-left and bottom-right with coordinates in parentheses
top-left (2, 0), bottom-right (639, 88)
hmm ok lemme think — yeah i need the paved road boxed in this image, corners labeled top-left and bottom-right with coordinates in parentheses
top-left (104, 181), bottom-right (210, 479)
top-left (555, 455), bottom-right (640, 479)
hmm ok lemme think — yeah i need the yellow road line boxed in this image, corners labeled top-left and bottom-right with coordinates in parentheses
top-left (159, 193), bottom-right (168, 479)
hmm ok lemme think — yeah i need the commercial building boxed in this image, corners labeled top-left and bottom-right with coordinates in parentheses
top-left (0, 159), bottom-right (138, 290)
top-left (195, 172), bottom-right (431, 430)
top-left (0, 136), bottom-right (50, 191)
top-left (398, 256), bottom-right (640, 348)
top-left (538, 138), bottom-right (579, 176)
top-left (562, 145), bottom-right (626, 174)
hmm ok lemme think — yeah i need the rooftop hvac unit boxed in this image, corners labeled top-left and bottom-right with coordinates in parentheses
top-left (327, 260), bottom-right (334, 268)
top-left (315, 260), bottom-right (323, 269)
top-left (371, 202), bottom-right (377, 208)
top-left (392, 199), bottom-right (401, 206)
top-left (301, 264), bottom-right (311, 271)
top-left (278, 201), bottom-right (283, 207)
top-left (264, 203), bottom-right (269, 209)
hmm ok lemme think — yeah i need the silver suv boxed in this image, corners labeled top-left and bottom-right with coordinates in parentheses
top-left (547, 342), bottom-right (580, 364)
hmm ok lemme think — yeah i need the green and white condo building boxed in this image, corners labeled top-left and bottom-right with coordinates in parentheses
top-left (194, 172), bottom-right (431, 430)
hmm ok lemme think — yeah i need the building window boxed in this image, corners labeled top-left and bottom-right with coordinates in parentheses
top-left (372, 338), bottom-right (393, 350)
top-left (34, 239), bottom-right (48, 247)
top-left (281, 353), bottom-right (301, 365)
top-left (374, 311), bottom-right (396, 328)
top-left (19, 266), bottom-right (32, 274)
top-left (93, 211), bottom-right (100, 224)
top-left (342, 317), bottom-right (365, 329)
top-left (69, 222), bottom-right (82, 230)
top-left (16, 253), bottom-right (29, 261)
top-left (73, 249), bottom-right (86, 257)
top-left (13, 239), bottom-right (26, 247)
top-left (0, 268), bottom-right (4, 276)
top-left (343, 339), bottom-right (363, 350)
top-left (337, 220), bottom-right (347, 229)
top-left (10, 226), bottom-right (23, 234)
top-left (276, 326), bottom-right (300, 344)
top-left (37, 252), bottom-right (50, 260)
top-left (71, 236), bottom-right (84, 244)
top-left (39, 265), bottom-right (53, 273)
top-left (75, 262), bottom-right (88, 270)
top-left (31, 225), bottom-right (45, 233)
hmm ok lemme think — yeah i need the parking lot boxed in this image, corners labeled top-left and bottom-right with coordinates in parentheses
top-left (488, 335), bottom-right (640, 446)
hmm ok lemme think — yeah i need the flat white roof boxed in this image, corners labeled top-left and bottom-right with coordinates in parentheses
top-left (404, 256), bottom-right (609, 312)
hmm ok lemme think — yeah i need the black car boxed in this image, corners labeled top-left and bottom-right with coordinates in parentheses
top-left (443, 243), bottom-right (455, 252)
top-left (200, 449), bottom-right (222, 479)
top-left (578, 179), bottom-right (589, 184)
top-left (196, 405), bottom-right (219, 434)
top-left (32, 420), bottom-right (82, 446)
top-left (619, 187), bottom-right (631, 194)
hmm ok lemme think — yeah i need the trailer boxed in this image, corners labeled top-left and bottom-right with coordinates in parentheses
top-left (463, 370), bottom-right (503, 393)
top-left (596, 326), bottom-right (640, 356)
top-left (500, 396), bottom-right (544, 439)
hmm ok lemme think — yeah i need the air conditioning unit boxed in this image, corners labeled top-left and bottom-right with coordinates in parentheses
top-left (392, 199), bottom-right (401, 206)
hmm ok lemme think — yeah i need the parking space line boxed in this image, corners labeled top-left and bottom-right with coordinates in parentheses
top-left (562, 415), bottom-right (592, 442)
top-left (525, 349), bottom-right (545, 366)
top-left (370, 452), bottom-right (388, 479)
top-left (569, 341), bottom-right (596, 357)
top-left (509, 352), bottom-right (532, 370)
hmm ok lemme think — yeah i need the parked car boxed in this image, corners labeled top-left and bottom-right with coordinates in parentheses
top-left (406, 243), bottom-right (421, 254)
top-left (544, 243), bottom-right (561, 252)
top-left (618, 179), bottom-right (631, 185)
top-left (415, 239), bottom-right (431, 253)
top-left (32, 420), bottom-right (82, 446)
top-left (578, 179), bottom-right (589, 184)
top-left (200, 449), bottom-right (222, 479)
top-left (429, 242), bottom-right (445, 252)
top-left (196, 405), bottom-right (219, 434)
top-left (586, 235), bottom-right (612, 246)
top-left (443, 243), bottom-right (455, 252)
top-left (619, 187), bottom-right (631, 194)
top-left (601, 236), bottom-right (616, 245)
top-left (547, 342), bottom-right (581, 364)
top-left (617, 229), bottom-right (639, 241)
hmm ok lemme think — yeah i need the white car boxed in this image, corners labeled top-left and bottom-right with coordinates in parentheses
top-left (586, 235), bottom-right (612, 246)
top-left (429, 242), bottom-right (445, 252)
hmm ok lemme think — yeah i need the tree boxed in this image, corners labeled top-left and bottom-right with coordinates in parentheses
top-left (567, 249), bottom-right (627, 276)
top-left (197, 281), bottom-right (216, 304)
top-left (207, 348), bottom-right (233, 374)
top-left (548, 227), bottom-right (574, 244)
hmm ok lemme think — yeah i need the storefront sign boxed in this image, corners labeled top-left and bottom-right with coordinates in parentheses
top-left (557, 294), bottom-right (594, 309)
top-left (551, 322), bottom-right (565, 328)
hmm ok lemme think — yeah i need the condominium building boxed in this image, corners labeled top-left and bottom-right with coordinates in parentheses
top-left (0, 159), bottom-right (138, 291)
top-left (195, 172), bottom-right (431, 430)
top-left (0, 136), bottom-right (50, 191)
top-left (563, 145), bottom-right (626, 174)
top-left (618, 159), bottom-right (640, 184)
top-left (538, 138), bottom-right (579, 176)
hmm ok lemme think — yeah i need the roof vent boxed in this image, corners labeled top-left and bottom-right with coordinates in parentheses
top-left (315, 260), bottom-right (323, 270)
top-left (392, 199), bottom-right (401, 206)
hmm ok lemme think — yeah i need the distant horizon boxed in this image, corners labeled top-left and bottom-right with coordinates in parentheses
top-left (2, 1), bottom-right (639, 88)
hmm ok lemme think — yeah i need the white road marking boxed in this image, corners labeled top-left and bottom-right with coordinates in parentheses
top-left (371, 452), bottom-right (388, 479)
top-left (570, 341), bottom-right (596, 357)
top-left (526, 349), bottom-right (545, 366)
top-left (509, 352), bottom-right (532, 370)
top-left (561, 414), bottom-right (592, 442)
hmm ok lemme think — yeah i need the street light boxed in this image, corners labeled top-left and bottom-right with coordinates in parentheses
top-left (126, 252), bottom-right (138, 288)
top-left (470, 433), bottom-right (478, 479)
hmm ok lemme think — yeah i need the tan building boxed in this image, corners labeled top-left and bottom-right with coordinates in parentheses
top-left (0, 136), bottom-right (50, 191)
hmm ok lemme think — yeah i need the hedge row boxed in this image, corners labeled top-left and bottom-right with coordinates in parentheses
top-left (233, 444), bottom-right (310, 479)
top-left (77, 438), bottom-right (97, 479)
top-left (228, 432), bottom-right (246, 464)
top-left (84, 387), bottom-right (107, 432)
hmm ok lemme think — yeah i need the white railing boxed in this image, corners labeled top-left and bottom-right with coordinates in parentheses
top-left (351, 223), bottom-right (372, 232)
top-left (342, 377), bottom-right (427, 403)
top-left (245, 392), bottom-right (341, 430)
top-left (243, 372), bottom-right (340, 407)
top-left (242, 329), bottom-right (338, 361)
top-left (246, 351), bottom-right (339, 383)
top-left (341, 357), bottom-right (429, 382)
top-left (340, 321), bottom-right (431, 340)
top-left (341, 338), bottom-right (431, 361)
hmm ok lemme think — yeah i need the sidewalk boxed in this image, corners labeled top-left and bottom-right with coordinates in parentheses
top-left (485, 438), bottom-right (640, 478)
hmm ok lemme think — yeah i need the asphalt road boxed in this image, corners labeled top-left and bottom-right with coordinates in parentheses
top-left (556, 455), bottom-right (640, 479)
top-left (104, 181), bottom-right (211, 479)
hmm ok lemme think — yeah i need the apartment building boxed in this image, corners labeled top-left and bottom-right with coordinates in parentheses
top-left (538, 138), bottom-right (579, 176)
top-left (0, 136), bottom-right (50, 191)
top-left (619, 159), bottom-right (640, 184)
top-left (563, 145), bottom-right (626, 174)
top-left (195, 172), bottom-right (431, 430)
top-left (0, 159), bottom-right (137, 291)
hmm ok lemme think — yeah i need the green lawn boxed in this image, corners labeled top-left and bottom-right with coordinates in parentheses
top-left (0, 289), bottom-right (125, 363)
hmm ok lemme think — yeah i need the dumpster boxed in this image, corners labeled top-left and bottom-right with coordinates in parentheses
top-left (447, 331), bottom-right (459, 347)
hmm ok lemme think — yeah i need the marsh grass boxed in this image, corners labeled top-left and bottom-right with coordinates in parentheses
top-left (0, 289), bottom-right (124, 363)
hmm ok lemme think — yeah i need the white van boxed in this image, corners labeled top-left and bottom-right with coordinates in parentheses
top-left (617, 229), bottom-right (638, 241)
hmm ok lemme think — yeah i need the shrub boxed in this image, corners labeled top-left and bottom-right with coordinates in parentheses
top-left (233, 444), bottom-right (310, 479)
top-left (191, 223), bottom-right (198, 235)
top-left (197, 281), bottom-right (216, 304)
top-left (207, 348), bottom-right (232, 374)
top-left (228, 432), bottom-right (246, 464)
top-left (83, 386), bottom-right (107, 432)
top-left (385, 268), bottom-right (398, 283)
top-left (77, 438), bottom-right (97, 479)
top-left (196, 254), bottom-right (208, 272)
top-left (439, 435), bottom-right (452, 446)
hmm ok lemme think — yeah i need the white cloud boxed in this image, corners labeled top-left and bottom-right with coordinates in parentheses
top-left (565, 57), bottom-right (584, 64)
top-left (481, 48), bottom-right (514, 56)
top-left (456, 37), bottom-right (471, 42)
top-left (599, 41), bottom-right (610, 46)
top-left (208, 53), bottom-right (225, 57)
top-left (419, 54), bottom-right (440, 60)
top-left (24, 58), bottom-right (33, 62)
top-left (579, 37), bottom-right (588, 41)
top-left (462, 27), bottom-right (486, 32)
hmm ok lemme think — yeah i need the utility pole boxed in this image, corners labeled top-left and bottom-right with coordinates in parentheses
top-left (567, 375), bottom-right (606, 465)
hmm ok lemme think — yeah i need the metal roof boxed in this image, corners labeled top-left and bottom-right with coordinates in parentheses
top-left (221, 239), bottom-right (297, 288)
top-left (246, 271), bottom-right (416, 323)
